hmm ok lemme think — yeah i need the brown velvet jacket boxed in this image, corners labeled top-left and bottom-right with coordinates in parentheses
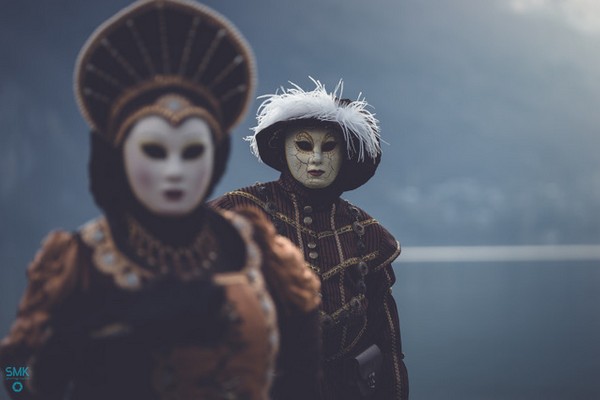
top-left (0, 208), bottom-right (321, 400)
top-left (211, 176), bottom-right (409, 400)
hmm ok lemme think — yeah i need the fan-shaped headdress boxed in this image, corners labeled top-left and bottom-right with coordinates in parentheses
top-left (75, 0), bottom-right (256, 146)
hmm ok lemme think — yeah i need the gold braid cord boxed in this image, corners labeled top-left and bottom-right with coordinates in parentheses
top-left (80, 216), bottom-right (219, 290)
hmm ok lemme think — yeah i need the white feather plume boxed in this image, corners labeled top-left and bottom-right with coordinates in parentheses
top-left (245, 77), bottom-right (381, 163)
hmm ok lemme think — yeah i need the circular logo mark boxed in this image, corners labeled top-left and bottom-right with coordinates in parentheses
top-left (12, 381), bottom-right (24, 393)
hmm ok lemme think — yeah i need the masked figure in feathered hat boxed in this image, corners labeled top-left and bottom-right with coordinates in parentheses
top-left (0, 1), bottom-right (321, 399)
top-left (211, 78), bottom-right (409, 399)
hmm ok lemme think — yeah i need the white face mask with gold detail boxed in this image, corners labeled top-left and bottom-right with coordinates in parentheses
top-left (284, 127), bottom-right (343, 189)
top-left (123, 115), bottom-right (215, 216)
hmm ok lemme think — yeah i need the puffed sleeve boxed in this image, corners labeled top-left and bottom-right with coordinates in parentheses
top-left (0, 230), bottom-right (84, 399)
top-left (365, 225), bottom-right (409, 400)
top-left (232, 206), bottom-right (322, 400)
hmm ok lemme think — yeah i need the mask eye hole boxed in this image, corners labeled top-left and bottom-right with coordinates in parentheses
top-left (182, 144), bottom-right (205, 160)
top-left (142, 143), bottom-right (167, 159)
top-left (295, 140), bottom-right (313, 152)
top-left (322, 141), bottom-right (338, 152)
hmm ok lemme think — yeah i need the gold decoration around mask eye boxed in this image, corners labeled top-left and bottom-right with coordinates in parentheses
top-left (322, 131), bottom-right (339, 153)
top-left (293, 131), bottom-right (314, 153)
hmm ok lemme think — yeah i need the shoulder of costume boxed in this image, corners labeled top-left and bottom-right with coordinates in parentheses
top-left (339, 198), bottom-right (371, 217)
top-left (231, 180), bottom-right (278, 195)
top-left (340, 199), bottom-right (396, 234)
top-left (28, 229), bottom-right (80, 275)
top-left (213, 181), bottom-right (279, 208)
top-left (21, 228), bottom-right (83, 314)
top-left (224, 206), bottom-right (321, 313)
top-left (209, 206), bottom-right (258, 246)
top-left (268, 235), bottom-right (322, 314)
top-left (0, 229), bottom-right (82, 370)
top-left (338, 199), bottom-right (401, 271)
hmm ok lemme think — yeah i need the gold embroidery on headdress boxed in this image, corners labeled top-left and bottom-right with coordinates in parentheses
top-left (113, 92), bottom-right (224, 145)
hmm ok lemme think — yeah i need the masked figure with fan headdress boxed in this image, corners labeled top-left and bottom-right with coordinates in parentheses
top-left (211, 79), bottom-right (409, 399)
top-left (0, 1), bottom-right (321, 399)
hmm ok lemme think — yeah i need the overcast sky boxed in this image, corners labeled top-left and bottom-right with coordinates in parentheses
top-left (2, 0), bottom-right (600, 247)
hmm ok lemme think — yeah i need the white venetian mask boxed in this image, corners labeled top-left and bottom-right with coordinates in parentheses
top-left (123, 115), bottom-right (215, 216)
top-left (284, 127), bottom-right (343, 189)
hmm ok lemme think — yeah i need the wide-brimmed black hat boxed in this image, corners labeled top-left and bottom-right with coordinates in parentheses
top-left (75, 0), bottom-right (256, 147)
top-left (245, 78), bottom-right (382, 191)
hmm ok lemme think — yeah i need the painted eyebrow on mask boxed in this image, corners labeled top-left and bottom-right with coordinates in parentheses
top-left (293, 131), bottom-right (314, 152)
